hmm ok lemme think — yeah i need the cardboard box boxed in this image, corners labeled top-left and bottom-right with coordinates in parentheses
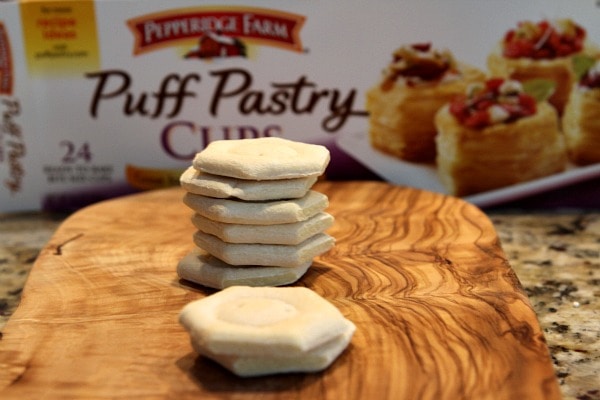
top-left (1, 0), bottom-right (599, 212)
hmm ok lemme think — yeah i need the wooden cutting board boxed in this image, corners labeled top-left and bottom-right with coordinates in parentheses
top-left (0, 181), bottom-right (560, 400)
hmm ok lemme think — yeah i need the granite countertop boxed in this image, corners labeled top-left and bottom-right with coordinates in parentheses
top-left (0, 209), bottom-right (598, 400)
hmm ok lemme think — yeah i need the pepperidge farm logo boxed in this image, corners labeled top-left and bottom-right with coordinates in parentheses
top-left (127, 7), bottom-right (306, 59)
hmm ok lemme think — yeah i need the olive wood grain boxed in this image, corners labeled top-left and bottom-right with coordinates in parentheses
top-left (0, 181), bottom-right (560, 399)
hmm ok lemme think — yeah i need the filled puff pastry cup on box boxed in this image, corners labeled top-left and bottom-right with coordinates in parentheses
top-left (562, 59), bottom-right (600, 166)
top-left (366, 43), bottom-right (484, 163)
top-left (435, 79), bottom-right (568, 197)
top-left (487, 18), bottom-right (597, 115)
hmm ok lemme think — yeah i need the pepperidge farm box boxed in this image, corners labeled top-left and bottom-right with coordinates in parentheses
top-left (1, 0), bottom-right (599, 212)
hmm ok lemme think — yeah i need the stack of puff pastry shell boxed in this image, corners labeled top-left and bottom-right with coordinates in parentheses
top-left (177, 137), bottom-right (335, 289)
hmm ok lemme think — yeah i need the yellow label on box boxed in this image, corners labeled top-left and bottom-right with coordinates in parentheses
top-left (20, 0), bottom-right (99, 76)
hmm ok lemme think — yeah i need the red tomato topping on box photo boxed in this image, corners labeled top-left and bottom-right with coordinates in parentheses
top-left (502, 19), bottom-right (586, 59)
top-left (449, 78), bottom-right (537, 129)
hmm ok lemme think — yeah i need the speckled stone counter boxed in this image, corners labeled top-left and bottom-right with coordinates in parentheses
top-left (488, 211), bottom-right (600, 400)
top-left (0, 212), bottom-right (66, 327)
top-left (1, 209), bottom-right (598, 400)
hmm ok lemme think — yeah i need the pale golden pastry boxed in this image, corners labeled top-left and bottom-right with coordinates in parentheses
top-left (178, 286), bottom-right (356, 377)
top-left (191, 212), bottom-right (334, 245)
top-left (200, 328), bottom-right (354, 377)
top-left (178, 137), bottom-right (334, 289)
top-left (435, 79), bottom-right (567, 197)
top-left (487, 19), bottom-right (597, 115)
top-left (366, 43), bottom-right (484, 162)
top-left (193, 137), bottom-right (330, 180)
top-left (182, 190), bottom-right (329, 225)
top-left (177, 248), bottom-right (311, 289)
top-left (180, 166), bottom-right (318, 201)
top-left (193, 230), bottom-right (335, 268)
top-left (562, 61), bottom-right (600, 165)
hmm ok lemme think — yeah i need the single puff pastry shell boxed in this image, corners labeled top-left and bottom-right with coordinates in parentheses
top-left (562, 87), bottom-right (600, 165)
top-left (193, 137), bottom-right (330, 180)
top-left (434, 102), bottom-right (567, 197)
top-left (366, 64), bottom-right (484, 162)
